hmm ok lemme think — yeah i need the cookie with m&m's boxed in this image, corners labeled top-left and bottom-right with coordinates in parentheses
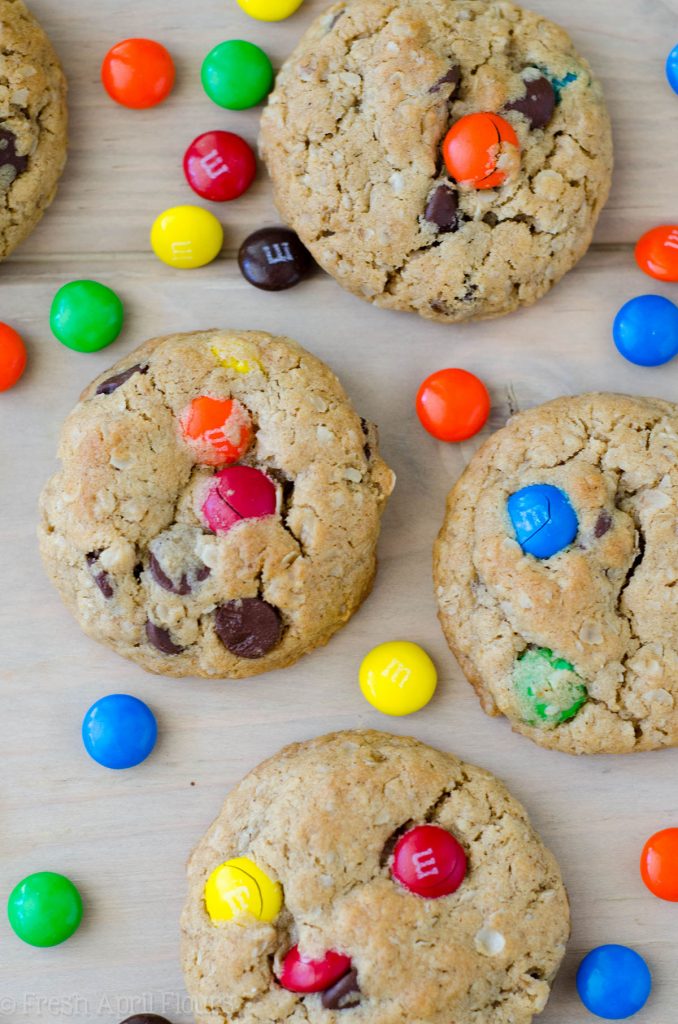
top-left (38, 330), bottom-right (394, 678)
top-left (434, 392), bottom-right (678, 754)
top-left (260, 0), bottom-right (612, 323)
top-left (181, 730), bottom-right (569, 1024)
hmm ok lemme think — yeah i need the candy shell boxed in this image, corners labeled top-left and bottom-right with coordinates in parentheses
top-left (7, 871), bottom-right (83, 947)
top-left (640, 827), bottom-right (678, 901)
top-left (0, 323), bottom-right (27, 390)
top-left (442, 112), bottom-right (519, 189)
top-left (82, 693), bottom-right (157, 770)
top-left (507, 484), bottom-right (578, 558)
top-left (359, 641), bottom-right (437, 716)
top-left (635, 226), bottom-right (678, 283)
top-left (204, 857), bottom-right (282, 923)
top-left (391, 824), bottom-right (467, 898)
top-left (179, 396), bottom-right (253, 466)
top-left (613, 294), bottom-right (678, 367)
top-left (102, 38), bottom-right (175, 109)
top-left (151, 206), bottom-right (224, 269)
top-left (416, 368), bottom-right (490, 442)
top-left (201, 466), bottom-right (276, 533)
top-left (183, 131), bottom-right (256, 202)
top-left (279, 946), bottom-right (352, 993)
top-left (576, 945), bottom-right (651, 1020)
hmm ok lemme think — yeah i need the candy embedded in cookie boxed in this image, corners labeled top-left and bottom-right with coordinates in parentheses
top-left (205, 857), bottom-right (283, 923)
top-left (200, 465), bottom-right (277, 533)
top-left (507, 483), bottom-right (578, 558)
top-left (278, 947), bottom-right (353, 993)
top-left (179, 395), bottom-right (253, 465)
top-left (391, 824), bottom-right (467, 898)
top-left (442, 112), bottom-right (520, 190)
top-left (513, 648), bottom-right (588, 728)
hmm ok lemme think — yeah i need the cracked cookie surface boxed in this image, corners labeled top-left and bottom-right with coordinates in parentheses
top-left (259, 0), bottom-right (612, 323)
top-left (0, 0), bottom-right (67, 259)
top-left (181, 729), bottom-right (569, 1024)
top-left (38, 329), bottom-right (394, 679)
top-left (434, 393), bottom-right (678, 754)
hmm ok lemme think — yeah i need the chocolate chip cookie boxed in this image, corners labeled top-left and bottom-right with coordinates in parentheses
top-left (260, 0), bottom-right (612, 323)
top-left (0, 0), bottom-right (67, 260)
top-left (39, 330), bottom-right (394, 678)
top-left (181, 730), bottom-right (569, 1024)
top-left (434, 393), bottom-right (678, 755)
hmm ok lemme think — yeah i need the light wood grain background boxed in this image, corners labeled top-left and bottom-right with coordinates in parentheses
top-left (2, 0), bottom-right (678, 1021)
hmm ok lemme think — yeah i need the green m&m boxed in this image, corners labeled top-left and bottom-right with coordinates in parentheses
top-left (50, 280), bottom-right (124, 352)
top-left (201, 40), bottom-right (273, 110)
top-left (513, 647), bottom-right (588, 728)
top-left (8, 871), bottom-right (83, 947)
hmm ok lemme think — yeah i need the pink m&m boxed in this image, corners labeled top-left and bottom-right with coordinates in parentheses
top-left (391, 824), bottom-right (467, 898)
top-left (278, 946), bottom-right (352, 993)
top-left (183, 131), bottom-right (256, 202)
top-left (201, 465), bottom-right (276, 533)
top-left (635, 225), bottom-right (678, 283)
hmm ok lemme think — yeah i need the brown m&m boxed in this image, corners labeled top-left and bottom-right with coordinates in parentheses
top-left (238, 227), bottom-right (311, 290)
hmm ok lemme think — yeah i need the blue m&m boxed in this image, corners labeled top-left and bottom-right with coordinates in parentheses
top-left (507, 484), bottom-right (578, 558)
top-left (613, 294), bottom-right (678, 367)
top-left (82, 694), bottom-right (157, 769)
top-left (577, 945), bottom-right (651, 1019)
top-left (666, 44), bottom-right (678, 96)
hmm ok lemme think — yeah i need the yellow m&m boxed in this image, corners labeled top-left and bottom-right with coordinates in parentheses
top-left (204, 857), bottom-right (282, 923)
top-left (236, 0), bottom-right (304, 21)
top-left (150, 205), bottom-right (223, 269)
top-left (359, 641), bottom-right (437, 716)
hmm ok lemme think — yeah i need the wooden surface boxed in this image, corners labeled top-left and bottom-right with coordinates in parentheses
top-left (2, 0), bottom-right (678, 1020)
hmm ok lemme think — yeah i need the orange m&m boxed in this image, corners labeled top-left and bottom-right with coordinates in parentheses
top-left (180, 396), bottom-right (253, 466)
top-left (0, 323), bottom-right (27, 391)
top-left (416, 368), bottom-right (490, 442)
top-left (442, 112), bottom-right (519, 189)
top-left (635, 226), bottom-right (678, 283)
top-left (102, 38), bottom-right (175, 109)
top-left (640, 827), bottom-right (678, 901)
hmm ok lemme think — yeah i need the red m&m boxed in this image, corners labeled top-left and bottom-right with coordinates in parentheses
top-left (180, 396), bottom-right (253, 466)
top-left (635, 225), bottom-right (678, 282)
top-left (278, 946), bottom-right (352, 993)
top-left (442, 112), bottom-right (519, 189)
top-left (640, 827), bottom-right (678, 901)
top-left (416, 368), bottom-right (490, 442)
top-left (102, 38), bottom-right (175, 109)
top-left (201, 466), bottom-right (276, 533)
top-left (184, 131), bottom-right (256, 202)
top-left (391, 824), bottom-right (467, 898)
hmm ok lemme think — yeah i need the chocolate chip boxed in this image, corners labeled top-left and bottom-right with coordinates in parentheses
top-left (424, 185), bottom-right (459, 233)
top-left (505, 74), bottom-right (555, 129)
top-left (360, 418), bottom-right (372, 460)
top-left (214, 598), bottom-right (282, 658)
top-left (321, 969), bottom-right (361, 1010)
top-left (149, 552), bottom-right (191, 595)
top-left (133, 562), bottom-right (144, 581)
top-left (145, 621), bottom-right (184, 655)
top-left (119, 1017), bottom-right (174, 1024)
top-left (429, 63), bottom-right (461, 94)
top-left (86, 550), bottom-right (101, 566)
top-left (238, 228), bottom-right (312, 291)
top-left (93, 571), bottom-right (114, 599)
top-left (195, 565), bottom-right (211, 583)
top-left (96, 363), bottom-right (148, 396)
top-left (594, 510), bottom-right (613, 538)
top-left (0, 129), bottom-right (28, 183)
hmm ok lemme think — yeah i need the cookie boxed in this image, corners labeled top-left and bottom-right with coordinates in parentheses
top-left (181, 729), bottom-right (569, 1024)
top-left (434, 392), bottom-right (678, 755)
top-left (0, 0), bottom-right (67, 260)
top-left (259, 0), bottom-right (612, 323)
top-left (39, 329), bottom-right (394, 678)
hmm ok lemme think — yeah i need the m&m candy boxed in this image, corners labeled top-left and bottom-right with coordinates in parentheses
top-left (278, 946), bottom-right (352, 993)
top-left (666, 44), bottom-right (678, 96)
top-left (391, 825), bottom-right (467, 898)
top-left (204, 857), bottom-right (282, 923)
top-left (50, 280), bottom-right (124, 353)
top-left (180, 396), bottom-right (252, 465)
top-left (151, 206), bottom-right (224, 269)
top-left (101, 38), bottom-right (175, 109)
top-left (0, 323), bottom-right (27, 390)
top-left (513, 648), bottom-right (588, 728)
top-left (201, 40), bottom-right (273, 110)
top-left (82, 694), bottom-right (157, 770)
top-left (640, 827), bottom-right (678, 901)
top-left (238, 227), bottom-right (312, 290)
top-left (236, 0), bottom-right (304, 20)
top-left (201, 466), bottom-right (276, 533)
top-left (635, 226), bottom-right (678, 283)
top-left (576, 945), bottom-right (651, 1020)
top-left (359, 641), bottom-right (437, 716)
top-left (442, 113), bottom-right (519, 189)
top-left (7, 871), bottom-right (83, 947)
top-left (507, 484), bottom-right (578, 558)
top-left (416, 368), bottom-right (490, 442)
top-left (613, 294), bottom-right (678, 367)
top-left (184, 131), bottom-right (256, 202)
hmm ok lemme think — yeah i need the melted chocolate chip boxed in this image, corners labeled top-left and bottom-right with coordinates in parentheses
top-left (96, 363), bottom-right (148, 396)
top-left (145, 621), bottom-right (184, 655)
top-left (148, 552), bottom-right (191, 595)
top-left (238, 228), bottom-right (312, 291)
top-left (594, 510), bottom-right (613, 538)
top-left (321, 969), bottom-right (361, 1010)
top-left (505, 74), bottom-right (555, 130)
top-left (214, 598), bottom-right (282, 658)
top-left (429, 63), bottom-right (461, 94)
top-left (119, 1017), bottom-right (174, 1024)
top-left (195, 565), bottom-right (211, 582)
top-left (0, 129), bottom-right (28, 182)
top-left (424, 185), bottom-right (459, 233)
top-left (93, 571), bottom-right (114, 599)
